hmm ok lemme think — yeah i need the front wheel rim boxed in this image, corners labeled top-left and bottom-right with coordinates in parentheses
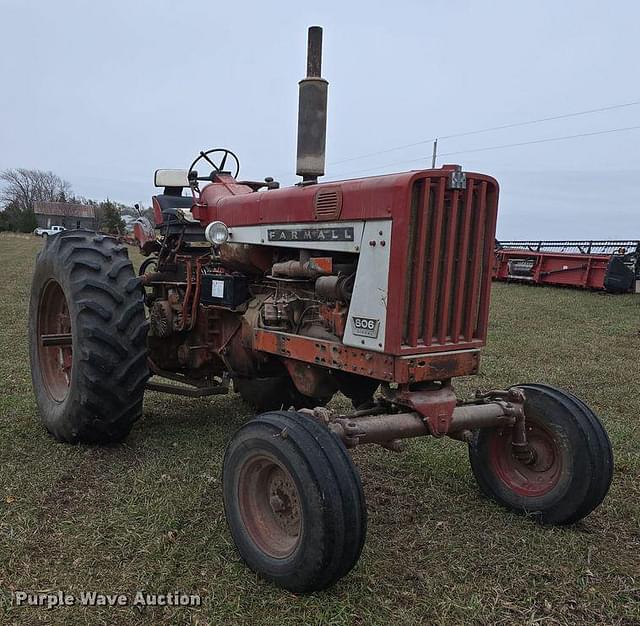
top-left (488, 420), bottom-right (563, 497)
top-left (237, 454), bottom-right (302, 559)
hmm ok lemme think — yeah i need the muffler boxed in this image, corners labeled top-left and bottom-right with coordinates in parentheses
top-left (296, 26), bottom-right (328, 184)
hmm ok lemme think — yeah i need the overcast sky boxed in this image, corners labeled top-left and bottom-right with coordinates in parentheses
top-left (1, 0), bottom-right (638, 239)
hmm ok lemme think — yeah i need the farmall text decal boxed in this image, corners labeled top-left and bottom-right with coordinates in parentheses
top-left (267, 227), bottom-right (355, 242)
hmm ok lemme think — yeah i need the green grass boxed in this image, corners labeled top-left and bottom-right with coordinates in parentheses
top-left (0, 233), bottom-right (639, 625)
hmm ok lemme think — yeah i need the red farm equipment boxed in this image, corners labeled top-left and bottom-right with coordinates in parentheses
top-left (494, 240), bottom-right (640, 293)
top-left (28, 27), bottom-right (613, 592)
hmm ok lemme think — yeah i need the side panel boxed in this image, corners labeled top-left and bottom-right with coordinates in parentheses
top-left (342, 220), bottom-right (392, 352)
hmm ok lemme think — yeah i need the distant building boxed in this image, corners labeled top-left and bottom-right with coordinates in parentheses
top-left (34, 201), bottom-right (97, 230)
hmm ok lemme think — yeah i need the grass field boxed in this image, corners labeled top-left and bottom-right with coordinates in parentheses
top-left (0, 233), bottom-right (638, 625)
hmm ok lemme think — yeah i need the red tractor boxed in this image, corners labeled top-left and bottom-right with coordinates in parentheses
top-left (29, 27), bottom-right (612, 592)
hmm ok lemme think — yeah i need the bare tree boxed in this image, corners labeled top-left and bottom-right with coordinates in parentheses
top-left (0, 168), bottom-right (72, 211)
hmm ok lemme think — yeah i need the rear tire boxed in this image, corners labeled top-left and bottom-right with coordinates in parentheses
top-left (29, 230), bottom-right (150, 443)
top-left (469, 384), bottom-right (613, 524)
top-left (223, 411), bottom-right (366, 592)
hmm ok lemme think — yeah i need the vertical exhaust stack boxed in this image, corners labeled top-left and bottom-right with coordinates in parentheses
top-left (296, 26), bottom-right (328, 185)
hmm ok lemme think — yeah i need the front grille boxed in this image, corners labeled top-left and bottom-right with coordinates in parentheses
top-left (401, 175), bottom-right (496, 349)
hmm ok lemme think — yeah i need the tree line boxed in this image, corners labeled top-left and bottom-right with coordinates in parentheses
top-left (0, 168), bottom-right (152, 234)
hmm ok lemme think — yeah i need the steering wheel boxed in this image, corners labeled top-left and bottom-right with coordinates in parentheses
top-left (188, 148), bottom-right (240, 182)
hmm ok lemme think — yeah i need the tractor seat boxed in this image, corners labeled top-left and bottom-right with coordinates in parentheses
top-left (154, 194), bottom-right (194, 222)
top-left (153, 193), bottom-right (207, 247)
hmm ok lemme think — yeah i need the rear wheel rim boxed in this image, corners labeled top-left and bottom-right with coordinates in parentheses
top-left (488, 419), bottom-right (563, 497)
top-left (37, 280), bottom-right (73, 402)
top-left (237, 454), bottom-right (302, 559)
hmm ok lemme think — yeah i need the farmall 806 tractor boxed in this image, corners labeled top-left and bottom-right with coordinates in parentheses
top-left (29, 28), bottom-right (613, 592)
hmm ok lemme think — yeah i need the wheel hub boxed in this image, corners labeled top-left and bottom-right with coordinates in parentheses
top-left (268, 470), bottom-right (300, 534)
top-left (490, 422), bottom-right (563, 497)
top-left (238, 455), bottom-right (302, 559)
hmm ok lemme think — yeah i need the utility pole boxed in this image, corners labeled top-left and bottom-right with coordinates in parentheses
top-left (431, 138), bottom-right (438, 168)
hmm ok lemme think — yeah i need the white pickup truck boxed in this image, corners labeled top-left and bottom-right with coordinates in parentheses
top-left (34, 225), bottom-right (66, 237)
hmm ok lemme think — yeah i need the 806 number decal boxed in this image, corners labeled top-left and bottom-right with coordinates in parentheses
top-left (351, 316), bottom-right (380, 338)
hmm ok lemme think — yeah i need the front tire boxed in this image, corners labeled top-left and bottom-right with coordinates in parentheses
top-left (29, 230), bottom-right (150, 443)
top-left (469, 384), bottom-right (613, 524)
top-left (223, 411), bottom-right (366, 592)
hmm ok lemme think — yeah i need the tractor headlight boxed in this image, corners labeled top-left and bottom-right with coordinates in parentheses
top-left (205, 221), bottom-right (229, 246)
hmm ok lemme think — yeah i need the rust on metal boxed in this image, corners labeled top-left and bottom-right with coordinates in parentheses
top-left (388, 383), bottom-right (458, 436)
top-left (253, 329), bottom-right (480, 383)
top-left (271, 257), bottom-right (333, 278)
top-left (325, 397), bottom-right (522, 447)
top-left (37, 280), bottom-right (73, 402)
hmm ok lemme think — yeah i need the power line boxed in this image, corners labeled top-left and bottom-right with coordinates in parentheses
top-left (326, 124), bottom-right (640, 180)
top-left (439, 101), bottom-right (640, 140)
top-left (327, 99), bottom-right (640, 166)
top-left (439, 125), bottom-right (640, 157)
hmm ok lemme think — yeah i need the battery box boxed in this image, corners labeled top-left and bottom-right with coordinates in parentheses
top-left (200, 273), bottom-right (250, 309)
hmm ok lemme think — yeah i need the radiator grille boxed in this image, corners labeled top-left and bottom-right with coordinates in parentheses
top-left (314, 188), bottom-right (342, 220)
top-left (401, 176), bottom-right (495, 349)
